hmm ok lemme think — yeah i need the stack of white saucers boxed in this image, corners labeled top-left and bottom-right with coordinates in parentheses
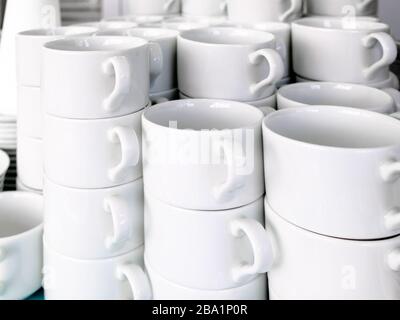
top-left (0, 116), bottom-right (17, 190)
top-left (0, 149), bottom-right (11, 191)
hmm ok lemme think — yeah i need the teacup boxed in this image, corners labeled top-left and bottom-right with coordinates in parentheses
top-left (293, 17), bottom-right (397, 84)
top-left (43, 244), bottom-right (151, 300)
top-left (96, 28), bottom-right (179, 94)
top-left (142, 99), bottom-right (265, 210)
top-left (227, 0), bottom-right (303, 23)
top-left (16, 26), bottom-right (98, 87)
top-left (305, 0), bottom-right (378, 17)
top-left (277, 82), bottom-right (398, 114)
top-left (123, 0), bottom-right (180, 15)
top-left (178, 27), bottom-right (284, 101)
top-left (263, 106), bottom-right (400, 240)
top-left (44, 178), bottom-right (144, 260)
top-left (182, 0), bottom-right (227, 17)
top-left (0, 192), bottom-right (43, 300)
top-left (42, 37), bottom-right (162, 119)
top-left (266, 201), bottom-right (400, 300)
top-left (44, 107), bottom-right (145, 189)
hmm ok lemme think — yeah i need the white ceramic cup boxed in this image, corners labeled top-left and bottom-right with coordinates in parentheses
top-left (277, 82), bottom-right (398, 114)
top-left (142, 99), bottom-right (265, 210)
top-left (227, 0), bottom-right (303, 23)
top-left (178, 27), bottom-right (284, 101)
top-left (265, 201), bottom-right (400, 300)
top-left (124, 0), bottom-right (180, 15)
top-left (145, 258), bottom-right (267, 300)
top-left (16, 26), bottom-right (98, 87)
top-left (293, 18), bottom-right (398, 84)
top-left (17, 136), bottom-right (43, 190)
top-left (44, 107), bottom-right (145, 189)
top-left (17, 86), bottom-right (42, 139)
top-left (43, 244), bottom-right (151, 300)
top-left (95, 28), bottom-right (179, 94)
top-left (0, 192), bottom-right (43, 300)
top-left (182, 0), bottom-right (227, 17)
top-left (44, 178), bottom-right (144, 260)
top-left (42, 37), bottom-right (162, 119)
top-left (263, 106), bottom-right (400, 240)
top-left (305, 0), bottom-right (378, 17)
top-left (145, 194), bottom-right (273, 290)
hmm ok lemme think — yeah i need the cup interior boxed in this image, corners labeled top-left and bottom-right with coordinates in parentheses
top-left (295, 17), bottom-right (389, 31)
top-left (0, 193), bottom-right (42, 238)
top-left (44, 36), bottom-right (148, 52)
top-left (19, 26), bottom-right (98, 37)
top-left (265, 106), bottom-right (400, 149)
top-left (180, 27), bottom-right (274, 45)
top-left (144, 99), bottom-right (263, 130)
top-left (279, 83), bottom-right (393, 112)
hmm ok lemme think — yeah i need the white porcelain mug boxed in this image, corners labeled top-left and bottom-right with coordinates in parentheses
top-left (17, 86), bottom-right (42, 139)
top-left (142, 99), bottom-right (265, 210)
top-left (145, 258), bottom-right (267, 300)
top-left (124, 0), bottom-right (180, 15)
top-left (43, 244), bottom-right (151, 300)
top-left (182, 0), bottom-right (227, 17)
top-left (145, 194), bottom-right (273, 290)
top-left (178, 27), bottom-right (284, 101)
top-left (95, 28), bottom-right (179, 94)
top-left (227, 0), bottom-right (303, 23)
top-left (263, 106), bottom-right (400, 240)
top-left (0, 192), bottom-right (43, 300)
top-left (266, 202), bottom-right (400, 300)
top-left (42, 37), bottom-right (162, 119)
top-left (44, 178), bottom-right (144, 260)
top-left (293, 18), bottom-right (398, 84)
top-left (44, 107), bottom-right (145, 189)
top-left (16, 26), bottom-right (98, 87)
top-left (17, 136), bottom-right (43, 190)
top-left (305, 0), bottom-right (378, 17)
top-left (277, 82), bottom-right (399, 114)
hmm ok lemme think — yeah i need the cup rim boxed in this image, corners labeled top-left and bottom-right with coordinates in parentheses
top-left (0, 192), bottom-right (43, 242)
top-left (143, 99), bottom-right (264, 131)
top-left (263, 105), bottom-right (400, 151)
top-left (293, 17), bottom-right (389, 33)
top-left (179, 27), bottom-right (275, 47)
top-left (44, 36), bottom-right (149, 53)
top-left (18, 26), bottom-right (98, 38)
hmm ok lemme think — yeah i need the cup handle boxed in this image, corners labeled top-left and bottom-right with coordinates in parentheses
top-left (213, 133), bottom-right (247, 202)
top-left (387, 249), bottom-right (400, 272)
top-left (230, 218), bottom-right (274, 283)
top-left (249, 49), bottom-right (285, 95)
top-left (104, 195), bottom-right (133, 251)
top-left (148, 42), bottom-right (163, 86)
top-left (380, 159), bottom-right (400, 182)
top-left (108, 126), bottom-right (140, 182)
top-left (102, 56), bottom-right (131, 112)
top-left (362, 32), bottom-right (397, 81)
top-left (385, 208), bottom-right (400, 232)
top-left (164, 0), bottom-right (177, 11)
top-left (383, 88), bottom-right (400, 112)
top-left (279, 0), bottom-right (302, 22)
top-left (116, 264), bottom-right (152, 300)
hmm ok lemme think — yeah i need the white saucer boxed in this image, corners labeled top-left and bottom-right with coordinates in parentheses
top-left (150, 88), bottom-right (179, 104)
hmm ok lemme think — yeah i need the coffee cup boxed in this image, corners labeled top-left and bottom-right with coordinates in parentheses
top-left (178, 27), bottom-right (284, 101)
top-left (42, 37), bottom-right (162, 119)
top-left (142, 99), bottom-right (265, 210)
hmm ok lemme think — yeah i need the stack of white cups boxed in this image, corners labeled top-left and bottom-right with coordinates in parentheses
top-left (142, 99), bottom-right (273, 300)
top-left (15, 26), bottom-right (97, 194)
top-left (41, 36), bottom-right (163, 300)
top-left (177, 27), bottom-right (285, 111)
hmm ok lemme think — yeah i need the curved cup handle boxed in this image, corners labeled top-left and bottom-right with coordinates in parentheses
top-left (102, 56), bottom-right (131, 112)
top-left (383, 88), bottom-right (400, 112)
top-left (362, 32), bottom-right (397, 81)
top-left (387, 249), bottom-right (400, 272)
top-left (230, 219), bottom-right (274, 283)
top-left (108, 126), bottom-right (140, 182)
top-left (213, 133), bottom-right (246, 202)
top-left (380, 160), bottom-right (400, 182)
top-left (385, 208), bottom-right (400, 232)
top-left (104, 195), bottom-right (133, 251)
top-left (249, 49), bottom-right (285, 95)
top-left (279, 0), bottom-right (302, 22)
top-left (116, 264), bottom-right (152, 300)
top-left (148, 42), bottom-right (163, 87)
